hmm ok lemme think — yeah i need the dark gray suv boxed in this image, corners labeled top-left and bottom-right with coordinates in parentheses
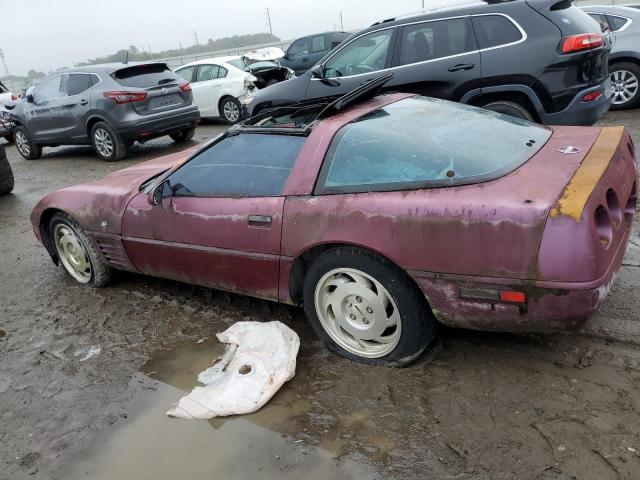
top-left (10, 62), bottom-right (200, 161)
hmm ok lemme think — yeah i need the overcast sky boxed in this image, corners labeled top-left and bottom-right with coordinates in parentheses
top-left (0, 0), bottom-right (476, 76)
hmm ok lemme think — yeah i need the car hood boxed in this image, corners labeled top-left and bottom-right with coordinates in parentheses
top-left (242, 47), bottom-right (285, 63)
top-left (31, 146), bottom-right (201, 237)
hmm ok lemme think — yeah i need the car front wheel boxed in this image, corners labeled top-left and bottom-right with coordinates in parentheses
top-left (14, 126), bottom-right (42, 160)
top-left (303, 246), bottom-right (437, 366)
top-left (91, 122), bottom-right (126, 161)
top-left (220, 97), bottom-right (241, 124)
top-left (49, 212), bottom-right (112, 287)
top-left (610, 62), bottom-right (640, 110)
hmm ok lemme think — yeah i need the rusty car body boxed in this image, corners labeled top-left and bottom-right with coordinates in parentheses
top-left (30, 88), bottom-right (637, 365)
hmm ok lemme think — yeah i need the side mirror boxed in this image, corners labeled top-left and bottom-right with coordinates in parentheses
top-left (310, 64), bottom-right (324, 78)
top-left (148, 179), bottom-right (171, 206)
top-left (26, 94), bottom-right (35, 103)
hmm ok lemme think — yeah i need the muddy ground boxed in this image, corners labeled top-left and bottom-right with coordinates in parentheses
top-left (1, 113), bottom-right (640, 480)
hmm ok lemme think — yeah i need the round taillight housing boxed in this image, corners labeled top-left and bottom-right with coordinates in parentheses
top-left (606, 189), bottom-right (622, 228)
top-left (625, 182), bottom-right (637, 225)
top-left (595, 205), bottom-right (612, 249)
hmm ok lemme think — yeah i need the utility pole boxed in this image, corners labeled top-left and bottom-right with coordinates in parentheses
top-left (421, 0), bottom-right (424, 8)
top-left (0, 49), bottom-right (9, 77)
top-left (265, 8), bottom-right (273, 35)
top-left (193, 30), bottom-right (199, 46)
top-left (339, 11), bottom-right (344, 31)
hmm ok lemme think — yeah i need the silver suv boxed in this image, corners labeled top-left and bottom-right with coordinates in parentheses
top-left (10, 62), bottom-right (200, 161)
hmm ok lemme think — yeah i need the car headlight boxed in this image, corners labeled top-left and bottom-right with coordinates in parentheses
top-left (286, 68), bottom-right (295, 80)
top-left (244, 79), bottom-right (255, 91)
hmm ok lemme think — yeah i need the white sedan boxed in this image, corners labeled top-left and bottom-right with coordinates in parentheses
top-left (175, 50), bottom-right (294, 124)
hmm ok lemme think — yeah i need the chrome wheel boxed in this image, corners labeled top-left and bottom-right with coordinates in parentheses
top-left (611, 69), bottom-right (639, 106)
top-left (53, 224), bottom-right (92, 283)
top-left (93, 128), bottom-right (114, 158)
top-left (15, 131), bottom-right (30, 157)
top-left (223, 100), bottom-right (240, 123)
top-left (314, 268), bottom-right (402, 358)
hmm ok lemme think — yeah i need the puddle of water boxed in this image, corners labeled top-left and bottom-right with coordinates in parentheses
top-left (65, 339), bottom-right (382, 480)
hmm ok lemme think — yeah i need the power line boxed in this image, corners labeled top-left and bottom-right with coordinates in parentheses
top-left (193, 30), bottom-right (200, 46)
top-left (265, 8), bottom-right (273, 35)
top-left (339, 10), bottom-right (344, 31)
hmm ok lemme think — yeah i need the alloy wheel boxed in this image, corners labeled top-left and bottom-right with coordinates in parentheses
top-left (314, 267), bottom-right (402, 358)
top-left (611, 69), bottom-right (639, 106)
top-left (15, 131), bottom-right (30, 157)
top-left (223, 101), bottom-right (240, 123)
top-left (94, 128), bottom-right (114, 158)
top-left (53, 224), bottom-right (92, 283)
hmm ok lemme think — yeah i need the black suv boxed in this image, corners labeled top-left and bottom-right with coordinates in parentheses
top-left (244, 0), bottom-right (611, 125)
top-left (10, 63), bottom-right (200, 161)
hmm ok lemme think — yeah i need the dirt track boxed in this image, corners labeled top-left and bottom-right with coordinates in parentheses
top-left (1, 114), bottom-right (640, 480)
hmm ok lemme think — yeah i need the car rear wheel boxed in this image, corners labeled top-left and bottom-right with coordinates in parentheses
top-left (482, 101), bottom-right (534, 122)
top-left (91, 122), bottom-right (126, 161)
top-left (303, 246), bottom-right (437, 366)
top-left (14, 126), bottom-right (42, 160)
top-left (0, 145), bottom-right (14, 195)
top-left (49, 212), bottom-right (112, 287)
top-left (610, 63), bottom-right (640, 110)
top-left (170, 127), bottom-right (196, 143)
top-left (220, 97), bottom-right (241, 124)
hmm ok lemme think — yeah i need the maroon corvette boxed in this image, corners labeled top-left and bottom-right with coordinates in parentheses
top-left (31, 85), bottom-right (637, 365)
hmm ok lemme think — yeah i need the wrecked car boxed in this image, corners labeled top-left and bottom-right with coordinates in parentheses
top-left (30, 76), bottom-right (637, 366)
top-left (175, 47), bottom-right (294, 124)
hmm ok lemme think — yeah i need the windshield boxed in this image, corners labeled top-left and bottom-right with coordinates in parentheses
top-left (317, 97), bottom-right (552, 194)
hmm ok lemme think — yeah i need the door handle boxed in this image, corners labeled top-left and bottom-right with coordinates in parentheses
top-left (248, 214), bottom-right (272, 227)
top-left (80, 99), bottom-right (88, 106)
top-left (448, 63), bottom-right (475, 72)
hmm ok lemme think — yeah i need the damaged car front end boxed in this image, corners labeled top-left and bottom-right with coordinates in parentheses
top-left (240, 47), bottom-right (295, 90)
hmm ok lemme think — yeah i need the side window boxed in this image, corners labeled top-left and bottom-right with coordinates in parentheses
top-left (196, 64), bottom-right (219, 82)
top-left (169, 134), bottom-right (306, 198)
top-left (472, 15), bottom-right (523, 49)
top-left (66, 74), bottom-right (94, 96)
top-left (399, 18), bottom-right (476, 65)
top-left (588, 13), bottom-right (612, 34)
top-left (217, 66), bottom-right (228, 78)
top-left (311, 34), bottom-right (326, 53)
top-left (89, 74), bottom-right (100, 87)
top-left (33, 75), bottom-right (62, 104)
top-left (607, 15), bottom-right (629, 32)
top-left (324, 29), bottom-right (394, 78)
top-left (175, 66), bottom-right (196, 82)
top-left (288, 38), bottom-right (311, 58)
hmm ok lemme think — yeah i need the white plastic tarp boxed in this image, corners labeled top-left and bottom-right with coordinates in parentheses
top-left (167, 321), bottom-right (300, 420)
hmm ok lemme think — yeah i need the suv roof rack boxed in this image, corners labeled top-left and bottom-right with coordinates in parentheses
top-left (236, 72), bottom-right (395, 135)
top-left (371, 0), bottom-right (488, 25)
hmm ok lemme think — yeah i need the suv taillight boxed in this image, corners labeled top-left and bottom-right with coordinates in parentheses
top-left (103, 91), bottom-right (148, 104)
top-left (11, 94), bottom-right (17, 101)
top-left (561, 33), bottom-right (604, 54)
top-left (180, 82), bottom-right (192, 93)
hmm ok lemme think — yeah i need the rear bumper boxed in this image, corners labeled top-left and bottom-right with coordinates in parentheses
top-left (542, 80), bottom-right (612, 126)
top-left (116, 105), bottom-right (200, 143)
top-left (411, 221), bottom-right (629, 333)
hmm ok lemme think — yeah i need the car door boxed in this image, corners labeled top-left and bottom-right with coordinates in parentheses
top-left (25, 74), bottom-right (66, 143)
top-left (305, 28), bottom-right (397, 101)
top-left (190, 64), bottom-right (225, 117)
top-left (121, 132), bottom-right (307, 300)
top-left (59, 73), bottom-right (98, 143)
top-left (389, 16), bottom-right (480, 100)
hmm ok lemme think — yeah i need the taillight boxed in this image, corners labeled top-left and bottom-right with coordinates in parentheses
top-left (11, 94), bottom-right (17, 101)
top-left (561, 33), bottom-right (604, 54)
top-left (103, 91), bottom-right (147, 104)
top-left (179, 82), bottom-right (192, 93)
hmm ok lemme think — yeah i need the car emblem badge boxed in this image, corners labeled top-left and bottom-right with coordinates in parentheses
top-left (558, 146), bottom-right (581, 154)
top-left (162, 88), bottom-right (168, 94)
top-left (100, 220), bottom-right (108, 229)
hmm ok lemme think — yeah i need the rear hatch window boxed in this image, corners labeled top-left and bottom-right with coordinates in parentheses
top-left (316, 97), bottom-right (552, 194)
top-left (527, 0), bottom-right (602, 35)
top-left (112, 64), bottom-right (179, 88)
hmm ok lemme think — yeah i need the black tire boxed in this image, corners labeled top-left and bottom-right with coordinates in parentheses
top-left (219, 97), bottom-right (242, 124)
top-left (90, 121), bottom-right (126, 161)
top-left (0, 145), bottom-right (14, 195)
top-left (610, 62), bottom-right (640, 111)
top-left (49, 212), bottom-right (112, 287)
top-left (482, 100), bottom-right (534, 122)
top-left (169, 127), bottom-right (196, 143)
top-left (302, 246), bottom-right (437, 366)
top-left (13, 126), bottom-right (42, 160)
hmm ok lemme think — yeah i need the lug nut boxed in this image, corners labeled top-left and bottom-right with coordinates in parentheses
top-left (356, 296), bottom-right (362, 303)
top-left (366, 307), bottom-right (373, 313)
top-left (346, 301), bottom-right (352, 307)
top-left (363, 318), bottom-right (369, 325)
top-left (350, 314), bottom-right (356, 320)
